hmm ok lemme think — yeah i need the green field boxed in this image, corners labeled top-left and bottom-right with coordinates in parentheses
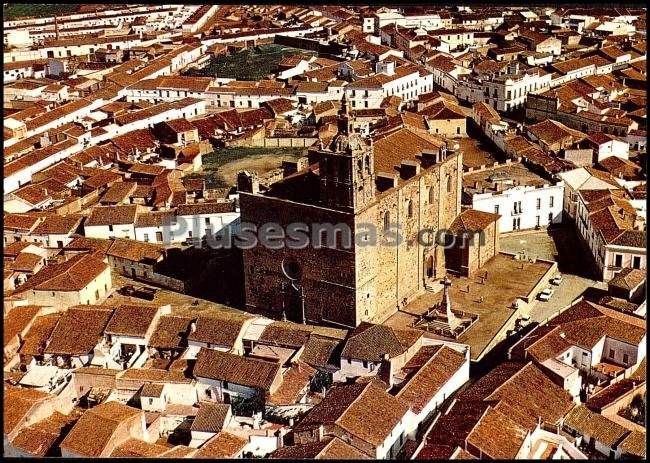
top-left (188, 147), bottom-right (305, 188)
top-left (4, 4), bottom-right (79, 20)
top-left (184, 44), bottom-right (315, 81)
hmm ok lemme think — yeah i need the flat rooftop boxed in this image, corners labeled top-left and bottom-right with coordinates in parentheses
top-left (385, 253), bottom-right (555, 361)
top-left (463, 162), bottom-right (551, 195)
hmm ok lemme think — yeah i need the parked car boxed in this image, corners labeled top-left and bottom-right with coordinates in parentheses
top-left (538, 288), bottom-right (554, 301)
top-left (550, 274), bottom-right (563, 285)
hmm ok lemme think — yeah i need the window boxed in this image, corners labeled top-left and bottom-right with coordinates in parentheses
top-left (143, 233), bottom-right (149, 242)
top-left (623, 353), bottom-right (629, 364)
top-left (428, 186), bottom-right (434, 204)
top-left (536, 216), bottom-right (540, 227)
top-left (513, 218), bottom-right (517, 229)
top-left (407, 200), bottom-right (413, 218)
top-left (494, 205), bottom-right (499, 214)
top-left (549, 212), bottom-right (553, 224)
top-left (95, 289), bottom-right (99, 300)
top-left (457, 126), bottom-right (461, 134)
top-left (633, 256), bottom-right (641, 269)
top-left (384, 211), bottom-right (391, 232)
top-left (149, 398), bottom-right (154, 405)
top-left (536, 198), bottom-right (541, 209)
top-left (614, 254), bottom-right (623, 267)
top-left (363, 360), bottom-right (368, 368)
top-left (447, 176), bottom-right (452, 193)
top-left (550, 196), bottom-right (554, 207)
top-left (609, 349), bottom-right (615, 358)
top-left (205, 217), bottom-right (211, 225)
top-left (108, 224), bottom-right (113, 232)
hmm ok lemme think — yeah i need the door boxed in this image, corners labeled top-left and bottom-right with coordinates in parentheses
top-left (426, 255), bottom-right (434, 278)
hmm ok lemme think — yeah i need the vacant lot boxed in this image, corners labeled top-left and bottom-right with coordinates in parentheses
top-left (185, 44), bottom-right (315, 80)
top-left (200, 147), bottom-right (305, 187)
top-left (4, 4), bottom-right (79, 20)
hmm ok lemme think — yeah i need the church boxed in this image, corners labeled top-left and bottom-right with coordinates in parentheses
top-left (237, 99), bottom-right (464, 328)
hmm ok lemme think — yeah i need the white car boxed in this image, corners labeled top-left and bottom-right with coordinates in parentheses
top-left (538, 288), bottom-right (554, 301)
top-left (550, 274), bottom-right (563, 286)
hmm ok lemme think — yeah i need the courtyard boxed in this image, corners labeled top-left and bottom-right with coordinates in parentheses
top-left (500, 225), bottom-right (608, 322)
top-left (385, 252), bottom-right (556, 362)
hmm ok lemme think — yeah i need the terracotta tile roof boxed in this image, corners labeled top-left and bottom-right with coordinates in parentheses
top-left (3, 305), bottom-right (42, 347)
top-left (300, 335), bottom-right (341, 369)
top-left (134, 211), bottom-right (175, 228)
top-left (271, 437), bottom-right (369, 459)
top-left (526, 300), bottom-right (646, 362)
top-left (418, 100), bottom-right (466, 120)
top-left (176, 201), bottom-right (236, 216)
top-left (64, 236), bottom-right (113, 256)
top-left (190, 402), bottom-right (231, 433)
top-left (449, 209), bottom-right (500, 234)
top-left (193, 348), bottom-right (281, 391)
top-left (187, 313), bottom-right (250, 347)
top-left (110, 438), bottom-right (169, 457)
top-left (12, 253), bottom-right (109, 294)
top-left (341, 322), bottom-right (422, 362)
top-left (3, 385), bottom-right (54, 435)
top-left (609, 268), bottom-right (646, 291)
top-left (563, 405), bottom-right (629, 448)
top-left (620, 430), bottom-right (646, 459)
top-left (104, 304), bottom-right (159, 337)
top-left (3, 241), bottom-right (32, 257)
top-left (159, 445), bottom-right (196, 458)
top-left (99, 182), bottom-right (137, 204)
top-left (484, 363), bottom-right (575, 429)
top-left (85, 205), bottom-right (138, 226)
top-left (194, 431), bottom-right (247, 458)
top-left (268, 361), bottom-right (316, 406)
top-left (598, 156), bottom-right (642, 180)
top-left (111, 129), bottom-right (158, 155)
top-left (31, 214), bottom-right (82, 236)
top-left (148, 315), bottom-right (195, 350)
top-left (258, 321), bottom-right (312, 349)
top-left (106, 238), bottom-right (165, 263)
top-left (44, 306), bottom-right (114, 356)
top-left (397, 346), bottom-right (467, 414)
top-left (373, 127), bottom-right (445, 176)
top-left (60, 402), bottom-right (142, 457)
top-left (140, 383), bottom-right (164, 398)
top-left (3, 213), bottom-right (43, 232)
top-left (586, 378), bottom-right (644, 412)
top-left (527, 119), bottom-right (586, 146)
top-left (128, 163), bottom-right (166, 177)
top-left (340, 380), bottom-right (409, 446)
top-left (82, 170), bottom-right (123, 190)
top-left (10, 409), bottom-right (82, 457)
top-left (7, 252), bottom-right (44, 273)
top-left (466, 406), bottom-right (528, 459)
top-left (18, 314), bottom-right (60, 357)
top-left (117, 368), bottom-right (190, 384)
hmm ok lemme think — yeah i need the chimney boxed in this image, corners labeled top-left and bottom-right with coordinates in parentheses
top-left (190, 322), bottom-right (197, 333)
top-left (376, 172), bottom-right (398, 192)
top-left (399, 160), bottom-right (420, 180)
